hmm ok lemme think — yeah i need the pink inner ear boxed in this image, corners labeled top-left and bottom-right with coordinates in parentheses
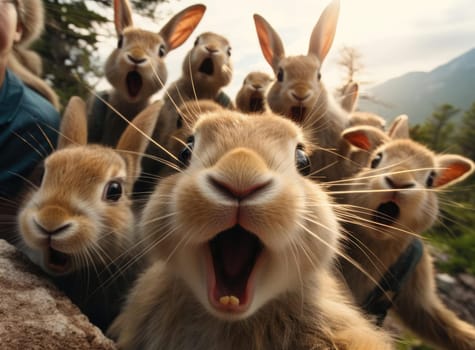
top-left (345, 131), bottom-right (370, 151)
top-left (435, 162), bottom-right (471, 187)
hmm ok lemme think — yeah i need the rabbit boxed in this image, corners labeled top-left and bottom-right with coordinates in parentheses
top-left (336, 115), bottom-right (475, 349)
top-left (17, 95), bottom-right (159, 331)
top-left (7, 0), bottom-right (60, 109)
top-left (254, 0), bottom-right (354, 183)
top-left (87, 0), bottom-right (206, 147)
top-left (338, 80), bottom-right (359, 113)
top-left (136, 31), bottom-right (234, 196)
top-left (108, 110), bottom-right (394, 350)
top-left (235, 71), bottom-right (273, 113)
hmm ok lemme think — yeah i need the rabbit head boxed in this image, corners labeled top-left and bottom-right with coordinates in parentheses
top-left (180, 32), bottom-right (233, 92)
top-left (253, 0), bottom-right (340, 124)
top-left (105, 0), bottom-right (206, 103)
top-left (18, 96), bottom-right (157, 276)
top-left (341, 115), bottom-right (474, 238)
top-left (235, 71), bottom-right (273, 113)
top-left (141, 110), bottom-right (340, 321)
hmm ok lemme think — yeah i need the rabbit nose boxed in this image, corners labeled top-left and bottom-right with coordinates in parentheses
top-left (205, 46), bottom-right (218, 54)
top-left (291, 92), bottom-right (310, 102)
top-left (208, 176), bottom-right (271, 201)
top-left (33, 219), bottom-right (72, 237)
top-left (384, 176), bottom-right (415, 189)
top-left (127, 54), bottom-right (147, 65)
top-left (251, 84), bottom-right (262, 90)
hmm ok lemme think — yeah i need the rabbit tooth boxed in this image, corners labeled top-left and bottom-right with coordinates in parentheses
top-left (229, 296), bottom-right (240, 306)
top-left (219, 296), bottom-right (230, 305)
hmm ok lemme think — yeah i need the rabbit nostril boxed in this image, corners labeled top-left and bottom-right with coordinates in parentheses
top-left (208, 176), bottom-right (271, 201)
top-left (205, 46), bottom-right (218, 54)
top-left (291, 92), bottom-right (310, 102)
top-left (127, 55), bottom-right (146, 65)
top-left (251, 84), bottom-right (262, 90)
top-left (34, 220), bottom-right (72, 237)
top-left (384, 177), bottom-right (415, 189)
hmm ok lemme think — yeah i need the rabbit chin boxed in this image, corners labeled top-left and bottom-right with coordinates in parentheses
top-left (172, 230), bottom-right (298, 321)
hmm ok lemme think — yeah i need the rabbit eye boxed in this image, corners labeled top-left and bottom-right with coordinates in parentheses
top-left (179, 135), bottom-right (194, 166)
top-left (370, 153), bottom-right (383, 169)
top-left (277, 68), bottom-right (284, 82)
top-left (158, 44), bottom-right (166, 57)
top-left (227, 47), bottom-right (232, 57)
top-left (104, 180), bottom-right (123, 202)
top-left (317, 72), bottom-right (322, 81)
top-left (295, 145), bottom-right (311, 176)
top-left (426, 170), bottom-right (436, 188)
top-left (194, 37), bottom-right (200, 46)
top-left (117, 35), bottom-right (123, 49)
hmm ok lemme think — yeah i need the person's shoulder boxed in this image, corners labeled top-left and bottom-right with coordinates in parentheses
top-left (21, 85), bottom-right (60, 126)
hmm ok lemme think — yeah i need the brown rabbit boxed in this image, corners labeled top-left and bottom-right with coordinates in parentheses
top-left (17, 96), bottom-right (158, 331)
top-left (337, 116), bottom-right (475, 349)
top-left (235, 71), bottom-right (273, 113)
top-left (109, 110), bottom-right (394, 349)
top-left (7, 0), bottom-right (60, 109)
top-left (87, 0), bottom-right (206, 146)
top-left (254, 0), bottom-right (353, 182)
top-left (137, 31), bottom-right (234, 195)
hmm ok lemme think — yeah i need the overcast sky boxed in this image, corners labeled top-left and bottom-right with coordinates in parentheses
top-left (93, 0), bottom-right (475, 98)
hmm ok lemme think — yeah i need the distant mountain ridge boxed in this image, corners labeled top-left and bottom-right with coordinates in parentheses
top-left (359, 47), bottom-right (475, 125)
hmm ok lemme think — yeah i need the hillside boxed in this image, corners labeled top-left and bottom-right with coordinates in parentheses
top-left (359, 47), bottom-right (475, 125)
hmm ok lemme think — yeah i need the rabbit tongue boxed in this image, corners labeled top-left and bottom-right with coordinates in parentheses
top-left (126, 71), bottom-right (143, 97)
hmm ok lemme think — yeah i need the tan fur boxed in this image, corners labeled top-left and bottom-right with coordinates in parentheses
top-left (349, 111), bottom-right (386, 130)
top-left (15, 0), bottom-right (44, 47)
top-left (87, 1), bottom-right (206, 146)
top-left (140, 32), bottom-right (233, 187)
top-left (338, 121), bottom-right (475, 349)
top-left (17, 96), bottom-right (157, 276)
top-left (110, 111), bottom-right (394, 349)
top-left (235, 71), bottom-right (273, 113)
top-left (338, 80), bottom-right (359, 113)
top-left (254, 0), bottom-right (353, 183)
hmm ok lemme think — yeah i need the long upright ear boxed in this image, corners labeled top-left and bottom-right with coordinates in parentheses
top-left (341, 125), bottom-right (388, 151)
top-left (388, 114), bottom-right (409, 139)
top-left (253, 14), bottom-right (285, 72)
top-left (116, 101), bottom-right (162, 181)
top-left (57, 96), bottom-right (88, 149)
top-left (308, 0), bottom-right (340, 63)
top-left (341, 81), bottom-right (359, 112)
top-left (113, 0), bottom-right (134, 35)
top-left (160, 4), bottom-right (206, 51)
top-left (434, 154), bottom-right (475, 188)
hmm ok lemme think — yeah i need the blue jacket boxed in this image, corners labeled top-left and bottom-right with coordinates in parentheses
top-left (0, 69), bottom-right (60, 199)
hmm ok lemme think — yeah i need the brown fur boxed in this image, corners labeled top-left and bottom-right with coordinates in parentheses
top-left (235, 71), bottom-right (273, 113)
top-left (338, 80), bottom-right (359, 113)
top-left (254, 0), bottom-right (353, 183)
top-left (110, 111), bottom-right (394, 349)
top-left (87, 1), bottom-right (205, 146)
top-left (338, 120), bottom-right (475, 349)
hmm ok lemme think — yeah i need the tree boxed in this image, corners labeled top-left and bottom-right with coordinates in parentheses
top-left (457, 102), bottom-right (475, 161)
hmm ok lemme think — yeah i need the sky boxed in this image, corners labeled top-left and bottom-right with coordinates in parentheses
top-left (92, 0), bottom-right (475, 99)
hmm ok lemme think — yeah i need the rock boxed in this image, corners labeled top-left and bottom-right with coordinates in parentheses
top-left (0, 239), bottom-right (116, 349)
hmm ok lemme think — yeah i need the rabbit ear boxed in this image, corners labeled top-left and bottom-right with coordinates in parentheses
top-left (342, 125), bottom-right (388, 151)
top-left (434, 154), bottom-right (475, 188)
top-left (113, 0), bottom-right (134, 35)
top-left (253, 14), bottom-right (285, 72)
top-left (341, 81), bottom-right (359, 113)
top-left (160, 4), bottom-right (206, 51)
top-left (57, 97), bottom-right (88, 149)
top-left (388, 114), bottom-right (409, 139)
top-left (116, 102), bottom-right (162, 181)
top-left (308, 0), bottom-right (340, 63)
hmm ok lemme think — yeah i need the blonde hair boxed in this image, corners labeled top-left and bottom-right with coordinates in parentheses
top-left (14, 0), bottom-right (45, 47)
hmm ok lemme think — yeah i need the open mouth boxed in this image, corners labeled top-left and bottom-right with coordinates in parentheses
top-left (208, 225), bottom-right (263, 313)
top-left (373, 201), bottom-right (400, 226)
top-left (46, 247), bottom-right (71, 274)
top-left (290, 106), bottom-right (306, 124)
top-left (126, 71), bottom-right (143, 98)
top-left (249, 95), bottom-right (264, 113)
top-left (198, 57), bottom-right (214, 76)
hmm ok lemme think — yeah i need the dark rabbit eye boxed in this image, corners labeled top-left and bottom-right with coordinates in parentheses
top-left (370, 153), bottom-right (383, 169)
top-left (277, 68), bottom-right (284, 82)
top-left (117, 35), bottom-right (123, 49)
top-left (426, 170), bottom-right (436, 188)
top-left (194, 37), bottom-right (200, 46)
top-left (295, 145), bottom-right (311, 176)
top-left (179, 135), bottom-right (195, 166)
top-left (103, 180), bottom-right (123, 202)
top-left (317, 72), bottom-right (322, 81)
top-left (158, 44), bottom-right (166, 57)
top-left (227, 47), bottom-right (232, 56)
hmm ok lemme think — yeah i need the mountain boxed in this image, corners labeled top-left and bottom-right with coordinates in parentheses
top-left (358, 47), bottom-right (475, 125)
